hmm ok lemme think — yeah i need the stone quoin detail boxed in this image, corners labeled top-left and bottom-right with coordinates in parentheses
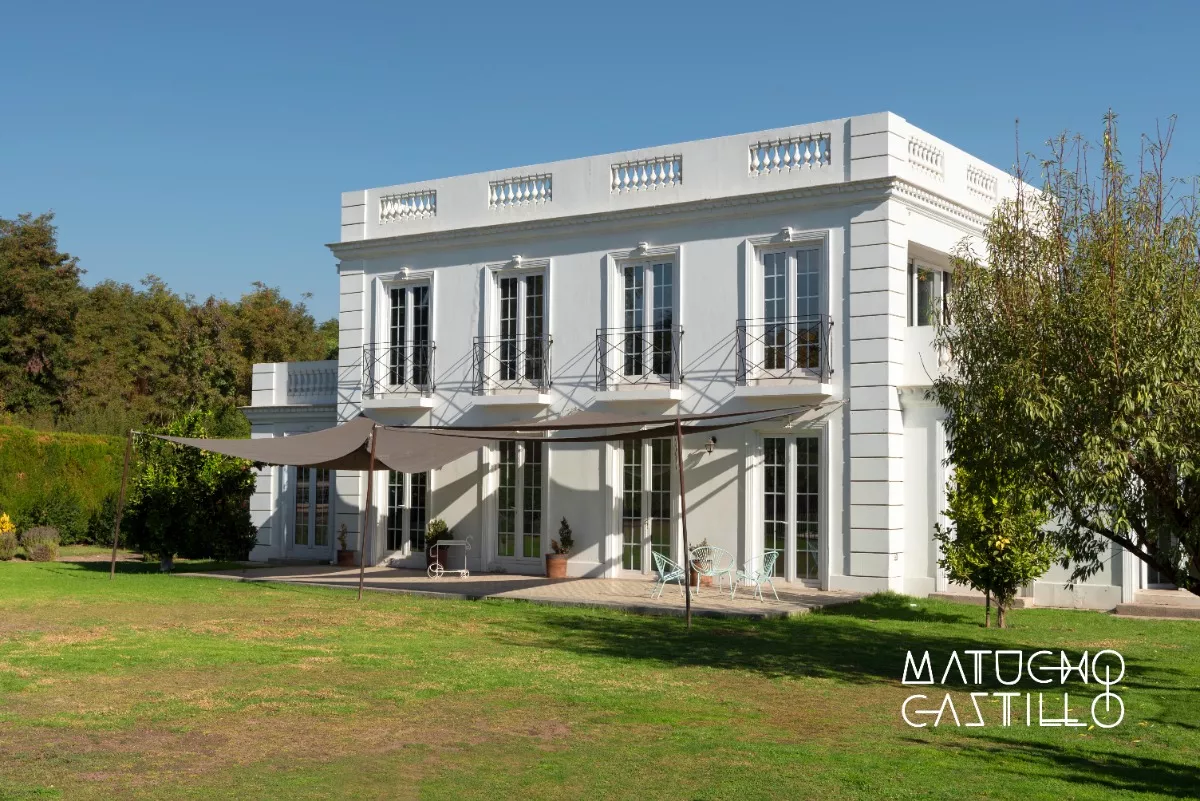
top-left (489, 173), bottom-right (553, 208)
top-left (379, 189), bottom-right (437, 223)
top-left (610, 155), bottom-right (683, 193)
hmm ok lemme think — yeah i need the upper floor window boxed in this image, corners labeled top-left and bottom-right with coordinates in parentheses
top-left (476, 261), bottom-right (551, 394)
top-left (620, 261), bottom-right (675, 378)
top-left (908, 261), bottom-right (951, 327)
top-left (389, 284), bottom-right (432, 387)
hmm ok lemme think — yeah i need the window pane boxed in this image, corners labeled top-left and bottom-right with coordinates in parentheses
top-left (389, 288), bottom-right (406, 385)
top-left (522, 440), bottom-right (542, 558)
top-left (314, 468), bottom-right (330, 546)
top-left (386, 471), bottom-right (405, 552)
top-left (649, 439), bottom-right (671, 561)
top-left (917, 267), bottom-right (941, 327)
top-left (621, 439), bottom-right (642, 570)
top-left (497, 441), bottom-right (517, 557)
top-left (499, 276), bottom-right (518, 382)
top-left (411, 285), bottom-right (430, 385)
top-left (524, 274), bottom-right (545, 382)
top-left (763, 252), bottom-right (787, 370)
top-left (651, 263), bottom-right (673, 376)
top-left (623, 266), bottom-right (644, 376)
top-left (796, 437), bottom-right (819, 580)
top-left (409, 472), bottom-right (428, 552)
top-left (763, 439), bottom-right (785, 576)
top-left (294, 467), bottom-right (310, 546)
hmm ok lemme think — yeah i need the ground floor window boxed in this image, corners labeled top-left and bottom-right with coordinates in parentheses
top-left (762, 435), bottom-right (820, 580)
top-left (497, 440), bottom-right (543, 558)
top-left (294, 467), bottom-right (331, 547)
top-left (387, 471), bottom-right (428, 553)
top-left (621, 437), bottom-right (672, 572)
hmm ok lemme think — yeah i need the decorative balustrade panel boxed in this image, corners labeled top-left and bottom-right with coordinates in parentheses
top-left (966, 164), bottom-right (998, 201)
top-left (610, 155), bottom-right (682, 193)
top-left (908, 137), bottom-right (944, 181)
top-left (286, 365), bottom-right (338, 401)
top-left (735, 316), bottom-right (833, 384)
top-left (379, 189), bottom-right (437, 223)
top-left (488, 174), bottom-right (553, 208)
top-left (749, 134), bottom-right (831, 176)
top-left (472, 335), bottom-right (553, 394)
top-left (595, 325), bottom-right (683, 390)
top-left (362, 343), bottom-right (437, 398)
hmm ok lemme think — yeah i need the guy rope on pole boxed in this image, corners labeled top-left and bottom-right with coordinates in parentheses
top-left (109, 430), bottom-right (135, 579)
top-left (357, 424), bottom-right (380, 602)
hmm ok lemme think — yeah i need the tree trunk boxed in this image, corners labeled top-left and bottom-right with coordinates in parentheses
top-left (997, 602), bottom-right (1007, 629)
top-left (984, 590), bottom-right (991, 628)
top-left (159, 553), bottom-right (174, 573)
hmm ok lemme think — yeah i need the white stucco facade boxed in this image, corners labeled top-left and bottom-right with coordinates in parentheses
top-left (242, 111), bottom-right (1147, 608)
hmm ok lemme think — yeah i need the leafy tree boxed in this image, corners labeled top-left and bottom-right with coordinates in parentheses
top-left (0, 213), bottom-right (84, 418)
top-left (933, 114), bottom-right (1200, 596)
top-left (123, 410), bottom-right (257, 570)
top-left (934, 468), bottom-right (1058, 628)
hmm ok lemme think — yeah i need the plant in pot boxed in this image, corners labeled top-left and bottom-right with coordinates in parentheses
top-left (689, 538), bottom-right (715, 588)
top-left (546, 517), bottom-right (574, 579)
top-left (425, 518), bottom-right (451, 570)
top-left (336, 523), bottom-right (356, 567)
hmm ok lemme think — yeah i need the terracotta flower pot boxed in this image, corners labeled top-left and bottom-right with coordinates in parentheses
top-left (688, 569), bottom-right (714, 588)
top-left (336, 549), bottom-right (357, 567)
top-left (546, 553), bottom-right (568, 579)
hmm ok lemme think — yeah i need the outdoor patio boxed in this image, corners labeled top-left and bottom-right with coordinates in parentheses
top-left (189, 564), bottom-right (865, 619)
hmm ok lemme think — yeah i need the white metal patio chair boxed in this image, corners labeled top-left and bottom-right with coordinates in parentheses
top-left (732, 550), bottom-right (781, 601)
top-left (650, 551), bottom-right (686, 600)
top-left (687, 545), bottom-right (736, 596)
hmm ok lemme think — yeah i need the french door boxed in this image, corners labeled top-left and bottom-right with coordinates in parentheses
top-left (385, 470), bottom-right (428, 559)
top-left (291, 467), bottom-right (333, 559)
top-left (762, 435), bottom-right (821, 581)
top-left (619, 438), bottom-right (673, 573)
top-left (495, 440), bottom-right (544, 560)
top-left (497, 273), bottom-right (546, 384)
top-left (388, 284), bottom-right (431, 388)
top-left (760, 246), bottom-right (822, 374)
top-left (621, 262), bottom-right (675, 379)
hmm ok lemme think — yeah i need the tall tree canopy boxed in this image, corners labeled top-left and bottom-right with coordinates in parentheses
top-left (933, 115), bottom-right (1200, 595)
top-left (0, 212), bottom-right (336, 435)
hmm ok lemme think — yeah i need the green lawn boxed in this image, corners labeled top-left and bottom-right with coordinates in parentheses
top-left (0, 561), bottom-right (1197, 800)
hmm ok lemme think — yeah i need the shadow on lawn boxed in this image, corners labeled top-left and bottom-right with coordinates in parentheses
top-left (493, 593), bottom-right (1182, 692)
top-left (916, 736), bottom-right (1200, 797)
top-left (43, 559), bottom-right (254, 577)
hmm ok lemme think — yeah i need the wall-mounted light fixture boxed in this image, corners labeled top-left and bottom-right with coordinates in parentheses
top-left (705, 436), bottom-right (717, 455)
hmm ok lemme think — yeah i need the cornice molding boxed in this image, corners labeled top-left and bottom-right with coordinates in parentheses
top-left (329, 177), bottom-right (993, 261)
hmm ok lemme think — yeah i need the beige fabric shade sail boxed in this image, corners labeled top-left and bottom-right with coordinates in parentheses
top-left (151, 402), bottom-right (840, 472)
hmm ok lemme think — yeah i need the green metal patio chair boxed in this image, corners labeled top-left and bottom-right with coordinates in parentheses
top-left (688, 545), bottom-right (736, 596)
top-left (650, 551), bottom-right (686, 600)
top-left (732, 550), bottom-right (781, 601)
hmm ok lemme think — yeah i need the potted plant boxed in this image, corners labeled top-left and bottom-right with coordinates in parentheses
top-left (689, 538), bottom-right (715, 587)
top-left (336, 523), bottom-right (356, 567)
top-left (546, 517), bottom-right (573, 579)
top-left (425, 518), bottom-right (451, 570)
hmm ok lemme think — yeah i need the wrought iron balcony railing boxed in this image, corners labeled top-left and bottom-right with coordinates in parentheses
top-left (472, 335), bottom-right (553, 394)
top-left (736, 315), bottom-right (833, 384)
top-left (595, 324), bottom-right (683, 390)
top-left (363, 342), bottom-right (436, 398)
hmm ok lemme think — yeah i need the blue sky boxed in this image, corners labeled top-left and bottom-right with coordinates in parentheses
top-left (2, 0), bottom-right (1196, 321)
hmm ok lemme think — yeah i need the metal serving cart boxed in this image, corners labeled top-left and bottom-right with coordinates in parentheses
top-left (427, 537), bottom-right (472, 578)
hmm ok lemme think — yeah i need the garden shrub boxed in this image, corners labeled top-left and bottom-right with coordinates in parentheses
top-left (0, 513), bottom-right (16, 560)
top-left (21, 526), bottom-right (60, 562)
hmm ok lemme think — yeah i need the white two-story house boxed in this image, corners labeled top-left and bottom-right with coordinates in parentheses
top-left (242, 111), bottom-right (1149, 609)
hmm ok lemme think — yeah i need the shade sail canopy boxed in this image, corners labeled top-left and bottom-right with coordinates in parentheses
top-left (151, 402), bottom-right (840, 471)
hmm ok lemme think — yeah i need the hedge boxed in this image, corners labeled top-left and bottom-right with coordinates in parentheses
top-left (0, 425), bottom-right (124, 544)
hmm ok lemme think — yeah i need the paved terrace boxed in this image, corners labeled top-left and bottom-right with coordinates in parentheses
top-left (189, 565), bottom-right (865, 619)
